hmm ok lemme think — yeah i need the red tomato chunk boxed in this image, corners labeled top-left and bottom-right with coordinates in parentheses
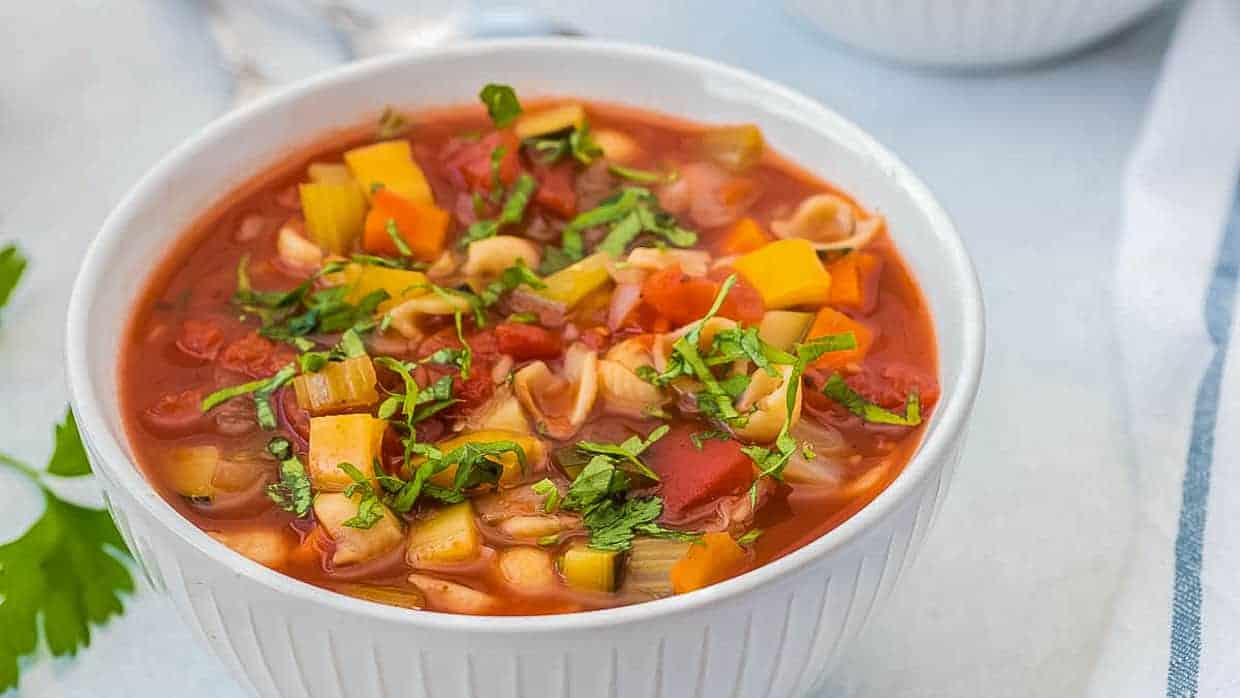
top-left (495, 323), bottom-right (563, 360)
top-left (646, 424), bottom-right (755, 519)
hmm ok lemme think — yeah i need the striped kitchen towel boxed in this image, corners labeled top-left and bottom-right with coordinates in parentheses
top-left (1092, 0), bottom-right (1240, 695)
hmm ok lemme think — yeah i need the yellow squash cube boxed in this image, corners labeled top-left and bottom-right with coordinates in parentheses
top-left (732, 239), bottom-right (832, 309)
top-left (514, 104), bottom-right (587, 140)
top-left (343, 140), bottom-right (433, 204)
top-left (308, 414), bottom-right (387, 491)
top-left (561, 546), bottom-right (620, 592)
top-left (407, 502), bottom-right (481, 566)
top-left (332, 262), bottom-right (430, 313)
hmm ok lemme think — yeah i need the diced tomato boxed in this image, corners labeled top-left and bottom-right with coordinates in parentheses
top-left (645, 424), bottom-right (754, 520)
top-left (443, 131), bottom-right (521, 193)
top-left (495, 323), bottom-right (563, 360)
top-left (709, 269), bottom-right (765, 326)
top-left (141, 388), bottom-right (209, 437)
top-left (219, 333), bottom-right (293, 378)
top-left (842, 363), bottom-right (940, 411)
top-left (641, 265), bottom-right (765, 328)
top-left (175, 319), bottom-right (224, 361)
top-left (531, 161), bottom-right (576, 218)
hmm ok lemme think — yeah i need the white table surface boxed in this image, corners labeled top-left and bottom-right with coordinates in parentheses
top-left (0, 1), bottom-right (1179, 696)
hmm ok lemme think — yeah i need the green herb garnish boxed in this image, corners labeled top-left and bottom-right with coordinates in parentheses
top-left (822, 373), bottom-right (922, 426)
top-left (0, 409), bottom-right (135, 692)
top-left (479, 83), bottom-right (522, 127)
top-left (338, 463), bottom-right (387, 529)
top-left (0, 243), bottom-right (28, 316)
top-left (608, 164), bottom-right (676, 184)
top-left (265, 437), bottom-right (312, 517)
top-left (689, 429), bottom-right (730, 450)
top-left (576, 424), bottom-right (668, 482)
top-left (531, 478), bottom-right (561, 513)
top-left (200, 362), bottom-right (297, 430)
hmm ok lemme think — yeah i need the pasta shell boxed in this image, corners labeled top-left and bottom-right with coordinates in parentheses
top-left (513, 342), bottom-right (598, 439)
top-left (771, 194), bottom-right (884, 252)
top-left (462, 235), bottom-right (542, 278)
top-left (733, 364), bottom-right (802, 443)
top-left (599, 359), bottom-right (667, 417)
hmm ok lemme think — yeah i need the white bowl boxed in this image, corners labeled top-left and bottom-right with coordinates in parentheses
top-left (66, 39), bottom-right (984, 698)
top-left (789, 0), bottom-right (1164, 68)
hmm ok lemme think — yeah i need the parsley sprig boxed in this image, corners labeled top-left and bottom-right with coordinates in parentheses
top-left (462, 173), bottom-right (538, 246)
top-left (0, 410), bottom-right (135, 692)
top-left (200, 363), bottom-right (297, 430)
top-left (479, 84), bottom-right (522, 127)
top-left (265, 437), bottom-right (312, 516)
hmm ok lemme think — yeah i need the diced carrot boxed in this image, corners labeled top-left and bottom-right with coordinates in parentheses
top-left (646, 424), bottom-right (754, 519)
top-left (363, 188), bottom-right (450, 261)
top-left (720, 217), bottom-right (770, 255)
top-left (806, 307), bottom-right (874, 370)
top-left (670, 532), bottom-right (747, 594)
top-left (825, 252), bottom-right (883, 313)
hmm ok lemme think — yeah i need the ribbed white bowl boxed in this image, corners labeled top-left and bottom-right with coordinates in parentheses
top-left (67, 40), bottom-right (984, 698)
top-left (789, 0), bottom-right (1165, 68)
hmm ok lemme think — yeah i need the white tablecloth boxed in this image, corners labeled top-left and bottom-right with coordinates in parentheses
top-left (0, 1), bottom-right (1181, 696)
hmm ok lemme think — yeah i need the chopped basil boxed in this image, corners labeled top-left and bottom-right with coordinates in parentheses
top-left (525, 121), bottom-right (603, 166)
top-left (479, 83), bottom-right (522, 127)
top-left (531, 478), bottom-right (561, 513)
top-left (461, 173), bottom-right (538, 247)
top-left (576, 424), bottom-right (668, 482)
top-left (200, 362), bottom-right (296, 430)
top-left (822, 372), bottom-right (922, 426)
top-left (338, 462), bottom-right (388, 529)
top-left (608, 164), bottom-right (676, 184)
top-left (507, 312), bottom-right (539, 324)
top-left (385, 219), bottom-right (414, 258)
top-left (265, 437), bottom-right (311, 516)
top-left (736, 529), bottom-right (764, 546)
top-left (554, 187), bottom-right (697, 266)
top-left (689, 429), bottom-right (730, 450)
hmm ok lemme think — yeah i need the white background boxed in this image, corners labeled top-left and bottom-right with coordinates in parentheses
top-left (0, 1), bottom-right (1176, 696)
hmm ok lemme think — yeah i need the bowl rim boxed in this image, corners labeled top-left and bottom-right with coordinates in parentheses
top-left (66, 37), bottom-right (984, 632)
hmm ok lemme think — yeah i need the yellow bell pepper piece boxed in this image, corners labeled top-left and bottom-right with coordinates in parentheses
top-left (307, 162), bottom-right (354, 184)
top-left (410, 429), bottom-right (543, 488)
top-left (535, 252), bottom-right (613, 309)
top-left (330, 262), bottom-right (430, 313)
top-left (731, 239), bottom-right (832, 309)
top-left (406, 502), bottom-right (481, 566)
top-left (343, 140), bottom-right (433, 204)
top-left (514, 104), bottom-right (587, 140)
top-left (561, 545), bottom-right (620, 592)
top-left (293, 355), bottom-right (380, 415)
top-left (670, 532), bottom-right (747, 593)
top-left (307, 414), bottom-right (387, 491)
top-left (299, 181), bottom-right (367, 254)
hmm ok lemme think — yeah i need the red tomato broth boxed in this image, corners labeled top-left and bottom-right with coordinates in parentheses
top-left (119, 96), bottom-right (937, 616)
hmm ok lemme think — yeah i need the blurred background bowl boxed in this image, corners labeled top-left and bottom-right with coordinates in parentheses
top-left (788, 0), bottom-right (1166, 68)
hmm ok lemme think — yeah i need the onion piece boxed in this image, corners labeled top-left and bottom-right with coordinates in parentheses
top-left (607, 282), bottom-right (643, 330)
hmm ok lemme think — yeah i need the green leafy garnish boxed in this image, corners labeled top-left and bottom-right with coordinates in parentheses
top-left (200, 362), bottom-right (296, 430)
top-left (476, 260), bottom-right (546, 307)
top-left (689, 429), bottom-right (730, 450)
top-left (552, 187), bottom-right (697, 266)
top-left (822, 373), bottom-right (922, 426)
top-left (742, 334), bottom-right (858, 501)
top-left (385, 219), bottom-right (414, 258)
top-left (608, 164), bottom-right (676, 184)
top-left (265, 437), bottom-right (312, 516)
top-left (560, 452), bottom-right (698, 552)
top-left (526, 121), bottom-right (603, 166)
top-left (386, 440), bottom-right (526, 512)
top-left (298, 327), bottom-right (367, 372)
top-left (479, 83), bottom-right (522, 127)
top-left (531, 478), bottom-right (561, 513)
top-left (0, 409), bottom-right (134, 691)
top-left (461, 173), bottom-right (538, 246)
top-left (232, 256), bottom-right (389, 344)
top-left (376, 106), bottom-right (409, 139)
top-left (0, 243), bottom-right (28, 316)
top-left (736, 529), bottom-right (764, 546)
top-left (507, 312), bottom-right (539, 324)
top-left (338, 463), bottom-right (387, 529)
top-left (576, 424), bottom-right (668, 482)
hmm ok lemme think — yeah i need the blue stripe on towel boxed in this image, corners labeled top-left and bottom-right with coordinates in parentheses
top-left (1166, 180), bottom-right (1240, 698)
